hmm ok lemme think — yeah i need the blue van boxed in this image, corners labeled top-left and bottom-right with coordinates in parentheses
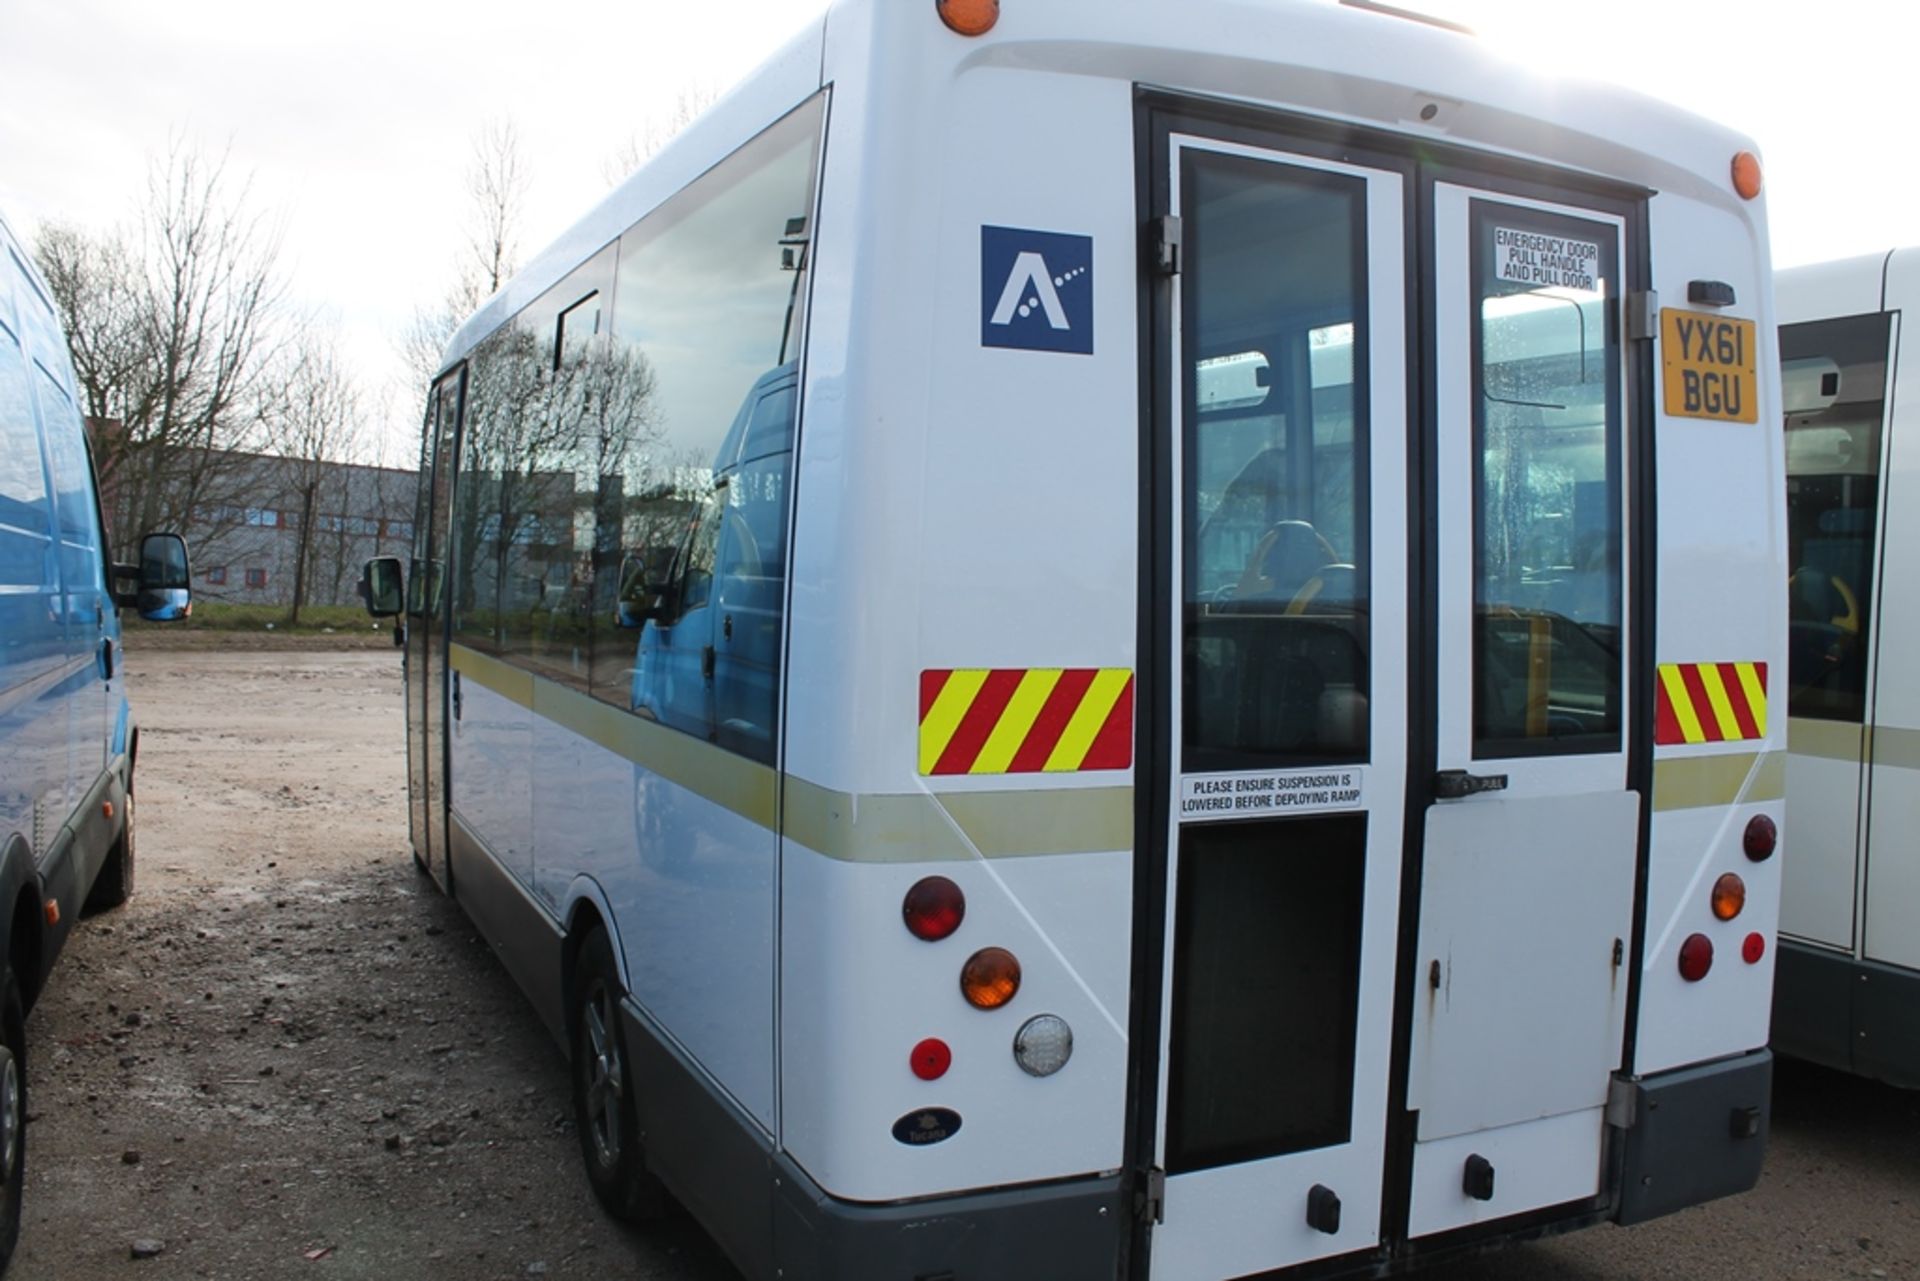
top-left (0, 209), bottom-right (190, 1267)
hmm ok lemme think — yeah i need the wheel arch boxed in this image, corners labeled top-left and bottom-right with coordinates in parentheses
top-left (0, 837), bottom-right (42, 1010)
top-left (560, 876), bottom-right (630, 1013)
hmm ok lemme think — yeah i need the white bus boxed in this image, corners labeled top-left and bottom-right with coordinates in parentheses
top-left (1774, 249), bottom-right (1920, 1088)
top-left (364, 2), bottom-right (1786, 1276)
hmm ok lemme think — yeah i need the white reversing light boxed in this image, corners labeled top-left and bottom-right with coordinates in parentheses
top-left (1013, 1014), bottom-right (1073, 1078)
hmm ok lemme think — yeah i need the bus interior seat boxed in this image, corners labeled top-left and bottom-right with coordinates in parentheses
top-left (1234, 520), bottom-right (1337, 603)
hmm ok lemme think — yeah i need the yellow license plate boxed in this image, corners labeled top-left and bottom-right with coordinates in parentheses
top-left (1662, 308), bottom-right (1758, 423)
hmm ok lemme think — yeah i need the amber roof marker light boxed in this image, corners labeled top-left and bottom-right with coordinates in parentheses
top-left (1732, 151), bottom-right (1763, 201)
top-left (937, 0), bottom-right (999, 37)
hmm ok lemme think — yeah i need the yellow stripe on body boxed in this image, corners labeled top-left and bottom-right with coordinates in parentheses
top-left (918, 669), bottom-right (988, 775)
top-left (1735, 662), bottom-right (1768, 737)
top-left (1046, 668), bottom-right (1130, 772)
top-left (1659, 665), bottom-right (1707, 744)
top-left (1696, 663), bottom-right (1744, 741)
top-left (970, 668), bottom-right (1063, 775)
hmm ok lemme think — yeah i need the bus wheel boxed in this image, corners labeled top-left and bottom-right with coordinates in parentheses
top-left (570, 927), bottom-right (666, 1222)
top-left (84, 788), bottom-right (135, 914)
top-left (0, 972), bottom-right (25, 1268)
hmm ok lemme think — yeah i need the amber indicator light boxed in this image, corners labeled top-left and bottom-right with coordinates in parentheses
top-left (1711, 873), bottom-right (1747, 921)
top-left (937, 0), bottom-right (999, 37)
top-left (1732, 151), bottom-right (1762, 200)
top-left (960, 947), bottom-right (1021, 1010)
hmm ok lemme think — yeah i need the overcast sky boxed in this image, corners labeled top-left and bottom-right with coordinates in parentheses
top-left (2, 0), bottom-right (1908, 459)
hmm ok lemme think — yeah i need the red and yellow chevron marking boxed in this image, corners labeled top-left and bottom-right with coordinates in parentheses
top-left (1655, 662), bottom-right (1768, 746)
top-left (919, 668), bottom-right (1134, 776)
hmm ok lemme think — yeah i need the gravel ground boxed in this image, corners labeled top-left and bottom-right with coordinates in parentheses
top-left (12, 646), bottom-right (1919, 1280)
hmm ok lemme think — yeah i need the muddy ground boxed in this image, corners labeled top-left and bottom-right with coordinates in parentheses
top-left (14, 647), bottom-right (1920, 1280)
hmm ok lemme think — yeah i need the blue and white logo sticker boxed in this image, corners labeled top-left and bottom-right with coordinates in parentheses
top-left (981, 226), bottom-right (1093, 355)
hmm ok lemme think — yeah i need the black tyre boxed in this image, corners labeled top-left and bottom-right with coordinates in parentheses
top-left (0, 973), bottom-right (26, 1271)
top-left (83, 788), bottom-right (134, 915)
top-left (569, 927), bottom-right (666, 1222)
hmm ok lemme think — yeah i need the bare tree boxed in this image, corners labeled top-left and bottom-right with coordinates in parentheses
top-left (400, 118), bottom-right (532, 391)
top-left (35, 143), bottom-right (289, 559)
top-left (602, 85), bottom-right (721, 188)
top-left (265, 333), bottom-right (362, 625)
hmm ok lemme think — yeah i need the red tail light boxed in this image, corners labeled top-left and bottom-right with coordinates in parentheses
top-left (903, 876), bottom-right (966, 941)
top-left (1742, 933), bottom-right (1767, 965)
top-left (1744, 815), bottom-right (1777, 862)
top-left (1678, 933), bottom-right (1714, 982)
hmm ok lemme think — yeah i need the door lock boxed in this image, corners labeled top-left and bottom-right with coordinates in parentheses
top-left (1433, 769), bottom-right (1509, 800)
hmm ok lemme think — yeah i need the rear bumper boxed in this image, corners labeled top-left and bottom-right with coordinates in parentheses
top-left (617, 995), bottom-right (1124, 1281)
top-left (1613, 1049), bottom-right (1771, 1226)
top-left (772, 1160), bottom-right (1124, 1281)
top-left (1773, 940), bottom-right (1920, 1088)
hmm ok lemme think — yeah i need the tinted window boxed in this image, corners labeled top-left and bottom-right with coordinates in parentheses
top-left (446, 95), bottom-right (822, 770)
top-left (0, 329), bottom-right (51, 588)
top-left (613, 99), bottom-right (821, 762)
top-left (1182, 153), bottom-right (1370, 772)
top-left (36, 366), bottom-right (104, 596)
top-left (1782, 311), bottom-right (1891, 723)
top-left (1471, 208), bottom-right (1622, 756)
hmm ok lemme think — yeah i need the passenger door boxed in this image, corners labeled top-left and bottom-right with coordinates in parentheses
top-left (1143, 117), bottom-right (1645, 1278)
top-left (407, 371), bottom-right (463, 888)
top-left (1404, 185), bottom-right (1636, 1237)
top-left (1147, 129), bottom-right (1412, 1280)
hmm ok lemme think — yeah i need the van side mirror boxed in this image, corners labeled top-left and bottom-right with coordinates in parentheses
top-left (362, 556), bottom-right (405, 618)
top-left (120, 532), bottom-right (192, 622)
top-left (614, 553), bottom-right (670, 630)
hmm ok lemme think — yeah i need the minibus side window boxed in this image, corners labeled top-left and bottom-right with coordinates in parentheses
top-left (1782, 311), bottom-right (1891, 724)
top-left (610, 97), bottom-right (823, 754)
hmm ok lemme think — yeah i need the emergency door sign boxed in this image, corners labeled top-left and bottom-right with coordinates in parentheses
top-left (1662, 308), bottom-right (1759, 423)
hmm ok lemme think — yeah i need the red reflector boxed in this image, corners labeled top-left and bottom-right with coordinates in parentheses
top-left (1678, 933), bottom-right (1714, 982)
top-left (1744, 814), bottom-right (1777, 862)
top-left (1743, 933), bottom-right (1767, 965)
top-left (903, 876), bottom-right (966, 942)
top-left (910, 1038), bottom-right (953, 1081)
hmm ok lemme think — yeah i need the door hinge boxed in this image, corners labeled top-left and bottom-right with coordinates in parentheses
top-left (1626, 289), bottom-right (1659, 342)
top-left (1135, 1166), bottom-right (1166, 1225)
top-left (1148, 216), bottom-right (1182, 276)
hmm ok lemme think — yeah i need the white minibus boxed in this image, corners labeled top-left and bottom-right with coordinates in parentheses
top-left (1774, 249), bottom-right (1920, 1087)
top-left (366, 2), bottom-right (1787, 1276)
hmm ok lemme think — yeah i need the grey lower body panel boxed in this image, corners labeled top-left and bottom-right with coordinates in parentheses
top-left (1613, 1050), bottom-right (1771, 1226)
top-left (446, 815), bottom-right (566, 1046)
top-left (618, 997), bottom-right (1125, 1281)
top-left (1773, 940), bottom-right (1920, 1088)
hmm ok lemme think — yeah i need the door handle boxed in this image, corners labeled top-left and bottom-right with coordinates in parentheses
top-left (1433, 769), bottom-right (1508, 800)
top-left (99, 637), bottom-right (114, 681)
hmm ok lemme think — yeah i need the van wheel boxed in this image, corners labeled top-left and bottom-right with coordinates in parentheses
top-left (0, 974), bottom-right (26, 1269)
top-left (84, 789), bottom-right (135, 914)
top-left (569, 927), bottom-right (666, 1222)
